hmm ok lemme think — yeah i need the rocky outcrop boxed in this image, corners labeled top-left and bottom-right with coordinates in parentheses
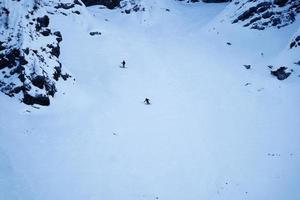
top-left (0, 0), bottom-right (75, 106)
top-left (274, 0), bottom-right (289, 7)
top-left (82, 0), bottom-right (121, 9)
top-left (232, 0), bottom-right (300, 30)
top-left (36, 15), bottom-right (50, 30)
top-left (23, 92), bottom-right (51, 106)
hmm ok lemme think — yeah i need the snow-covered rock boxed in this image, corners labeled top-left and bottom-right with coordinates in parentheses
top-left (231, 0), bottom-right (300, 30)
top-left (0, 0), bottom-right (85, 105)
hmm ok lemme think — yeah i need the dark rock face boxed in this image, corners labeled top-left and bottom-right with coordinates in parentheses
top-left (274, 0), bottom-right (289, 7)
top-left (23, 92), bottom-right (50, 106)
top-left (232, 0), bottom-right (300, 30)
top-left (37, 15), bottom-right (49, 27)
top-left (82, 0), bottom-right (121, 9)
top-left (47, 44), bottom-right (60, 58)
top-left (31, 75), bottom-right (47, 89)
top-left (271, 67), bottom-right (291, 80)
top-left (243, 64), bottom-right (251, 69)
top-left (36, 15), bottom-right (49, 31)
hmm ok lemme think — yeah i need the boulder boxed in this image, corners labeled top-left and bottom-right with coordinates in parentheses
top-left (271, 67), bottom-right (291, 80)
top-left (23, 92), bottom-right (50, 106)
top-left (36, 15), bottom-right (49, 28)
top-left (89, 31), bottom-right (101, 36)
top-left (243, 64), bottom-right (251, 69)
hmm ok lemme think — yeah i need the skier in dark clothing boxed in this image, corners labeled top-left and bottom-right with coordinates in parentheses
top-left (144, 98), bottom-right (150, 105)
top-left (121, 60), bottom-right (126, 68)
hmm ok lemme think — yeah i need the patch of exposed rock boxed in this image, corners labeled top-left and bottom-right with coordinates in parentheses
top-left (232, 0), bottom-right (300, 30)
top-left (270, 66), bottom-right (292, 80)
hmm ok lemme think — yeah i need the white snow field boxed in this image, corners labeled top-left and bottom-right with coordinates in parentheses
top-left (1, 0), bottom-right (300, 199)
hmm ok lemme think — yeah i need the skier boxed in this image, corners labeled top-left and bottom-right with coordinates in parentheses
top-left (121, 60), bottom-right (126, 68)
top-left (144, 98), bottom-right (150, 105)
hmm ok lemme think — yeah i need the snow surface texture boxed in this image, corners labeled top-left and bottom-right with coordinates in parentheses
top-left (0, 0), bottom-right (300, 200)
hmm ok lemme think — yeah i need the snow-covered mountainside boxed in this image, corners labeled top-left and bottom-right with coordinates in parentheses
top-left (1, 0), bottom-right (299, 106)
top-left (0, 0), bottom-right (300, 200)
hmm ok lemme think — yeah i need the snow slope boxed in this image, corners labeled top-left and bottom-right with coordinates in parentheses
top-left (0, 0), bottom-right (300, 199)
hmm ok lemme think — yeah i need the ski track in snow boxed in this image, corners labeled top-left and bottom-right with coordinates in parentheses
top-left (0, 1), bottom-right (300, 199)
